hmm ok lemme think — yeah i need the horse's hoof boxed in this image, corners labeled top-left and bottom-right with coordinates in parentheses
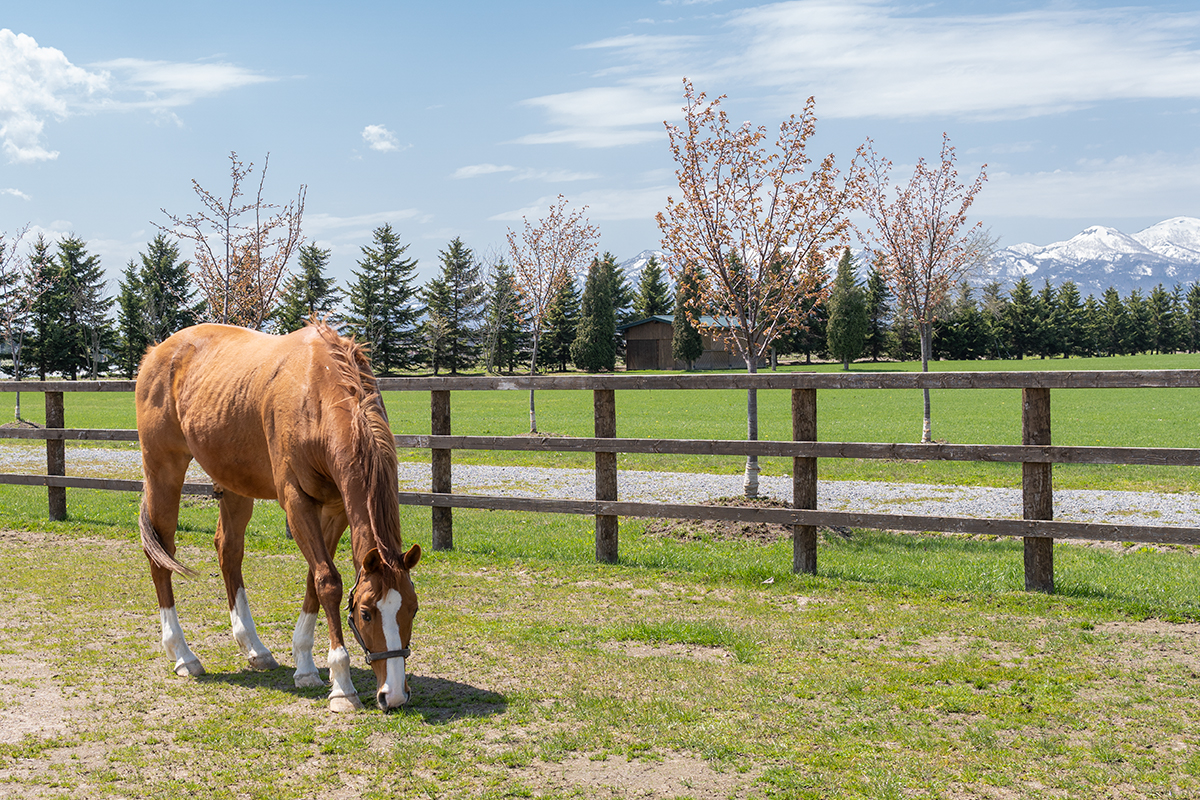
top-left (329, 694), bottom-right (363, 713)
top-left (249, 653), bottom-right (280, 670)
top-left (175, 659), bottom-right (205, 677)
top-left (294, 671), bottom-right (325, 689)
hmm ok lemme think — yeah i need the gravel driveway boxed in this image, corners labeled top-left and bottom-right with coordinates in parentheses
top-left (4, 443), bottom-right (1198, 530)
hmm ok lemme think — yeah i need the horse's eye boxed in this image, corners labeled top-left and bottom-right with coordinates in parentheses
top-left (361, 609), bottom-right (372, 623)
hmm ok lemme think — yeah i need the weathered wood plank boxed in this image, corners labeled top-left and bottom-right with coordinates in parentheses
top-left (394, 434), bottom-right (1200, 467)
top-left (395, 491), bottom-right (1200, 546)
top-left (594, 388), bottom-right (618, 564)
top-left (0, 380), bottom-right (137, 393)
top-left (792, 387), bottom-right (817, 575)
top-left (45, 392), bottom-right (65, 521)
top-left (0, 474), bottom-right (214, 495)
top-left (0, 428), bottom-right (139, 441)
top-left (431, 390), bottom-right (452, 551)
top-left (378, 370), bottom-right (1200, 392)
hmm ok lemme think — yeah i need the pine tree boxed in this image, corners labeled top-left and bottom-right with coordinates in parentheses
top-left (116, 261), bottom-right (148, 379)
top-left (1125, 288), bottom-right (1151, 355)
top-left (1080, 294), bottom-right (1104, 357)
top-left (482, 260), bottom-right (525, 374)
top-left (56, 235), bottom-right (113, 379)
top-left (1004, 278), bottom-right (1037, 359)
top-left (671, 263), bottom-right (705, 370)
top-left (1101, 287), bottom-right (1130, 356)
top-left (344, 224), bottom-right (422, 374)
top-left (139, 234), bottom-right (203, 345)
top-left (1033, 280), bottom-right (1058, 358)
top-left (979, 281), bottom-right (1008, 359)
top-left (825, 248), bottom-right (868, 370)
top-left (633, 255), bottom-right (673, 319)
top-left (27, 235), bottom-right (68, 380)
top-left (538, 279), bottom-right (580, 372)
top-left (274, 244), bottom-right (342, 334)
top-left (421, 237), bottom-right (484, 374)
top-left (863, 258), bottom-right (891, 362)
top-left (1148, 283), bottom-right (1177, 354)
top-left (570, 254), bottom-right (617, 372)
top-left (1056, 281), bottom-right (1084, 358)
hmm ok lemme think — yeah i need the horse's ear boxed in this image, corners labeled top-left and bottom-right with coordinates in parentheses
top-left (404, 543), bottom-right (421, 571)
top-left (363, 548), bottom-right (383, 574)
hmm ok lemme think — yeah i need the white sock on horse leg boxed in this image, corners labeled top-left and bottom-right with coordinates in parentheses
top-left (229, 588), bottom-right (279, 669)
top-left (160, 606), bottom-right (204, 676)
top-left (292, 611), bottom-right (323, 687)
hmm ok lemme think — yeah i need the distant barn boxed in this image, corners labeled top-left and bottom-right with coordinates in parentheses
top-left (618, 315), bottom-right (741, 371)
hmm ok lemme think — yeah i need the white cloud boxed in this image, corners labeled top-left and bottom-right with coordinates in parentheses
top-left (975, 152), bottom-right (1200, 220)
top-left (93, 57), bottom-right (274, 107)
top-left (361, 124), bottom-right (403, 153)
top-left (0, 29), bottom-right (108, 162)
top-left (304, 209), bottom-right (424, 238)
top-left (517, 1), bottom-right (1200, 147)
top-left (2, 188), bottom-right (31, 200)
top-left (490, 186), bottom-right (669, 223)
top-left (451, 163), bottom-right (516, 179)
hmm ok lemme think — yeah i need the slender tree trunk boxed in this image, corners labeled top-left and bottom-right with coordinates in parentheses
top-left (528, 330), bottom-right (541, 433)
top-left (920, 321), bottom-right (932, 443)
top-left (744, 357), bottom-right (760, 498)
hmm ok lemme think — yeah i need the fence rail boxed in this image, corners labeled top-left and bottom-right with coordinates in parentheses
top-left (1, 370), bottom-right (1197, 594)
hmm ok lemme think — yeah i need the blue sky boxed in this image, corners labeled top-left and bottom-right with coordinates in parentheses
top-left (3, 0), bottom-right (1200, 291)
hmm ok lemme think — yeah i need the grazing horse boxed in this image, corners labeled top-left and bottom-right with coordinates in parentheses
top-left (136, 321), bottom-right (421, 712)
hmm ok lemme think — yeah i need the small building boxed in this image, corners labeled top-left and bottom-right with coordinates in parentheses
top-left (618, 315), bottom-right (739, 371)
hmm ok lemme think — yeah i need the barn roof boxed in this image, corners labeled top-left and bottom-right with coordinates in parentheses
top-left (617, 315), bottom-right (732, 332)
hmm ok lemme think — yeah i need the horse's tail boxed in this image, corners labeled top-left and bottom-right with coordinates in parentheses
top-left (139, 503), bottom-right (197, 577)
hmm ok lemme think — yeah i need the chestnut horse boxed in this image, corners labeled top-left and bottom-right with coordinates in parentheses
top-left (136, 321), bottom-right (421, 712)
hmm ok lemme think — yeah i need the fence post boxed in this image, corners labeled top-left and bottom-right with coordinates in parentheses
top-left (594, 388), bottom-right (618, 564)
top-left (792, 388), bottom-right (818, 574)
top-left (1022, 387), bottom-right (1053, 592)
top-left (431, 390), bottom-right (453, 551)
top-left (46, 391), bottom-right (66, 521)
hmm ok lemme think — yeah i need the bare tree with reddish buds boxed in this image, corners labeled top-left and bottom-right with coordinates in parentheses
top-left (861, 133), bottom-right (989, 443)
top-left (506, 194), bottom-right (599, 433)
top-left (0, 225), bottom-right (44, 421)
top-left (656, 79), bottom-right (862, 496)
top-left (161, 151), bottom-right (306, 330)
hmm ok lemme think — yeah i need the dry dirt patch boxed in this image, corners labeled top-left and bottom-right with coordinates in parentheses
top-left (599, 640), bottom-right (733, 664)
top-left (519, 754), bottom-right (754, 799)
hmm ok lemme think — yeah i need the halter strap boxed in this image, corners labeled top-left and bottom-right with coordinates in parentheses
top-left (346, 567), bottom-right (411, 664)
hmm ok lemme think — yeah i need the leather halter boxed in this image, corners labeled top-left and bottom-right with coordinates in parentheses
top-left (346, 567), bottom-right (411, 665)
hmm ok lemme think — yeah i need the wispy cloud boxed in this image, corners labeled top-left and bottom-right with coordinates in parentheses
top-left (361, 124), bottom-right (405, 153)
top-left (452, 163), bottom-right (598, 182)
top-left (516, 1), bottom-right (1200, 148)
top-left (976, 151), bottom-right (1200, 220)
top-left (304, 209), bottom-right (426, 239)
top-left (490, 186), bottom-right (669, 222)
top-left (2, 188), bottom-right (31, 200)
top-left (92, 57), bottom-right (274, 108)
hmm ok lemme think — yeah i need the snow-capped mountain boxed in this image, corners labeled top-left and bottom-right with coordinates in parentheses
top-left (983, 217), bottom-right (1200, 295)
top-left (618, 249), bottom-right (665, 281)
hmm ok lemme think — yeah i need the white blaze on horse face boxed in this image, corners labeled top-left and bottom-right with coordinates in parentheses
top-left (376, 588), bottom-right (409, 707)
top-left (159, 606), bottom-right (200, 672)
top-left (292, 611), bottom-right (322, 687)
top-left (230, 588), bottom-right (275, 667)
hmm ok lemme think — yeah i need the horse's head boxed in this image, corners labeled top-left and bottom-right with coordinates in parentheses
top-left (347, 544), bottom-right (421, 711)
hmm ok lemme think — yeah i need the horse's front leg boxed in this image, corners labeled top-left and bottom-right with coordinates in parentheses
top-left (282, 488), bottom-right (361, 712)
top-left (292, 569), bottom-right (324, 688)
top-left (215, 491), bottom-right (279, 670)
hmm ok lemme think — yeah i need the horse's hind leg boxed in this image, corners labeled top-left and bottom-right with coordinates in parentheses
top-left (215, 491), bottom-right (279, 670)
top-left (292, 505), bottom-right (349, 689)
top-left (141, 451), bottom-right (205, 677)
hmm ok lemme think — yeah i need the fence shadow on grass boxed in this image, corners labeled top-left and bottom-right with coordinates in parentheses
top-left (197, 667), bottom-right (507, 722)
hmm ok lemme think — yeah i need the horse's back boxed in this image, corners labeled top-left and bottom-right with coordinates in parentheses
top-left (136, 324), bottom-right (330, 499)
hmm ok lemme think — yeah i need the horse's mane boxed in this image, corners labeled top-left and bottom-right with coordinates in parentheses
top-left (310, 321), bottom-right (406, 572)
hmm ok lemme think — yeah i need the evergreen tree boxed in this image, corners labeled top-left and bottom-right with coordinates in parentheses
top-left (57, 235), bottom-right (113, 379)
top-left (116, 261), bottom-right (148, 379)
top-left (825, 248), bottom-right (868, 369)
top-left (780, 259), bottom-right (830, 364)
top-left (139, 234), bottom-right (203, 344)
top-left (1100, 287), bottom-right (1130, 356)
top-left (633, 255), bottom-right (673, 319)
top-left (863, 259), bottom-right (892, 362)
top-left (1124, 288), bottom-right (1152, 355)
top-left (27, 235), bottom-right (70, 380)
top-left (538, 278), bottom-right (580, 372)
top-left (571, 254), bottom-right (617, 372)
top-left (610, 257), bottom-right (636, 327)
top-left (482, 260), bottom-right (525, 374)
top-left (1147, 283), bottom-right (1177, 354)
top-left (1033, 280), bottom-right (1059, 358)
top-left (1186, 282), bottom-right (1200, 353)
top-left (979, 281), bottom-right (1008, 359)
top-left (344, 224), bottom-right (422, 374)
top-left (421, 237), bottom-right (484, 374)
top-left (1003, 278), bottom-right (1037, 359)
top-left (671, 263), bottom-right (705, 370)
top-left (274, 244), bottom-right (342, 334)
top-left (1055, 281), bottom-right (1084, 358)
top-left (1171, 284), bottom-right (1190, 353)
top-left (937, 284), bottom-right (987, 360)
top-left (1079, 295), bottom-right (1105, 357)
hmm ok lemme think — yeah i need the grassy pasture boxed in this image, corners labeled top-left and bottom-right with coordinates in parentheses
top-left (4, 352), bottom-right (1200, 491)
top-left (3, 495), bottom-right (1200, 799)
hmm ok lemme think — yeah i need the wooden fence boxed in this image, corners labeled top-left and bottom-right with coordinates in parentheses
top-left (2, 370), bottom-right (1199, 594)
